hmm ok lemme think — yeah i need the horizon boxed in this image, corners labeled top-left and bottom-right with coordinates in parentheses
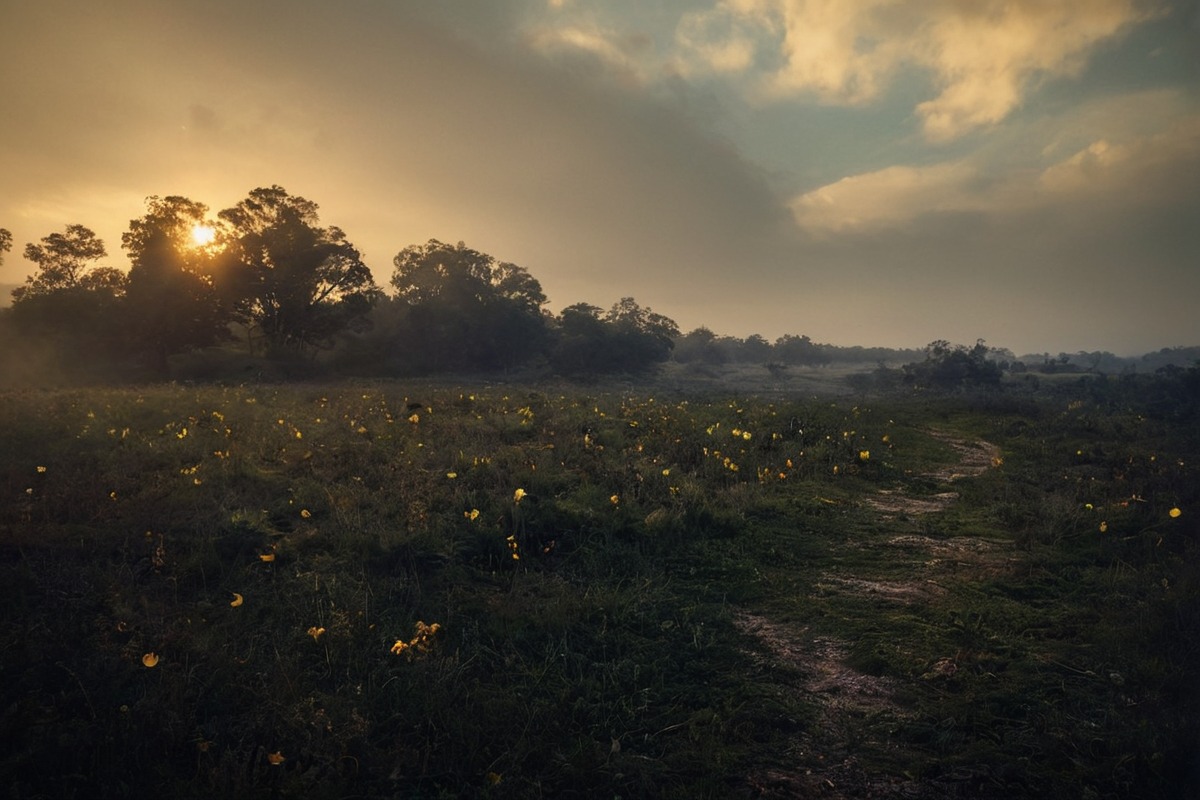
top-left (2, 1), bottom-right (1198, 357)
top-left (2, 275), bottom-right (1193, 363)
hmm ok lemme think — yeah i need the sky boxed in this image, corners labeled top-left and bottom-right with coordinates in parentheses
top-left (1, 0), bottom-right (1198, 356)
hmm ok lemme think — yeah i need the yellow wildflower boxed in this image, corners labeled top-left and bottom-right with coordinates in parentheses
top-left (513, 488), bottom-right (527, 503)
top-left (267, 751), bottom-right (286, 766)
top-left (308, 626), bottom-right (326, 642)
top-left (1169, 507), bottom-right (1182, 518)
top-left (230, 593), bottom-right (244, 608)
top-left (142, 652), bottom-right (160, 668)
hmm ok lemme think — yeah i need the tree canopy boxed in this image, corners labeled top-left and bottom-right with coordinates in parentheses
top-left (902, 339), bottom-right (1003, 390)
top-left (14, 225), bottom-right (123, 301)
top-left (548, 298), bottom-right (679, 377)
top-left (219, 186), bottom-right (379, 354)
top-left (122, 196), bottom-right (233, 374)
top-left (387, 239), bottom-right (548, 372)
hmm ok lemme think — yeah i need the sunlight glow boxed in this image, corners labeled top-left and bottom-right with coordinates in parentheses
top-left (190, 224), bottom-right (216, 247)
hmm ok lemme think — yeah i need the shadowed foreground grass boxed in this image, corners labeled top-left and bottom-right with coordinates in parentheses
top-left (0, 381), bottom-right (1196, 798)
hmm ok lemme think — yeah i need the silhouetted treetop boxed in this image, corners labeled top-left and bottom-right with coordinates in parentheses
top-left (219, 185), bottom-right (379, 353)
top-left (122, 196), bottom-right (231, 374)
top-left (13, 225), bottom-right (124, 302)
top-left (391, 239), bottom-right (547, 310)
top-left (384, 239), bottom-right (548, 372)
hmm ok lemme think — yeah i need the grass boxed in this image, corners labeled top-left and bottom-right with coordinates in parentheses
top-left (0, 379), bottom-right (1196, 798)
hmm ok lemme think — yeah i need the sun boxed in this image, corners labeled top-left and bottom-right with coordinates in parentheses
top-left (190, 224), bottom-right (217, 247)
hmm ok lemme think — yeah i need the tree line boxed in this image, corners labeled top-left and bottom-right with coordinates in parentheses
top-left (0, 187), bottom-right (685, 382)
top-left (4, 188), bottom-right (1193, 386)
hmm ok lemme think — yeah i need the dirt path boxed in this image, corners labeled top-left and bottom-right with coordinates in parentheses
top-left (738, 430), bottom-right (1007, 798)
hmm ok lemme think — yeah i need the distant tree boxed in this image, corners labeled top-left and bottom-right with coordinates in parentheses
top-left (548, 303), bottom-right (608, 377)
top-left (8, 225), bottom-right (127, 371)
top-left (903, 339), bottom-right (1002, 390)
top-left (739, 333), bottom-right (773, 363)
top-left (219, 186), bottom-right (379, 355)
top-left (549, 298), bottom-right (678, 378)
top-left (388, 239), bottom-right (548, 373)
top-left (0, 228), bottom-right (11, 265)
top-left (774, 334), bottom-right (830, 366)
top-left (606, 297), bottom-right (679, 362)
top-left (673, 326), bottom-right (725, 365)
top-left (122, 196), bottom-right (232, 374)
top-left (13, 225), bottom-right (124, 300)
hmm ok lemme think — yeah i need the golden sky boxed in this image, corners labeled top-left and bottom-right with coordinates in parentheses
top-left (2, 0), bottom-right (1198, 354)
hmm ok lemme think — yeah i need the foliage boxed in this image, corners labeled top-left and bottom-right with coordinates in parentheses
top-left (122, 196), bottom-right (234, 374)
top-left (12, 224), bottom-right (119, 300)
top-left (1, 378), bottom-right (1195, 798)
top-left (5, 226), bottom-right (128, 375)
top-left (773, 333), bottom-right (832, 366)
top-left (903, 339), bottom-right (1004, 390)
top-left (218, 186), bottom-right (380, 355)
top-left (384, 239), bottom-right (549, 374)
top-left (549, 298), bottom-right (680, 378)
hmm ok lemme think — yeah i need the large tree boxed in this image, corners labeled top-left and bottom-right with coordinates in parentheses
top-left (13, 225), bottom-right (124, 301)
top-left (902, 339), bottom-right (1003, 390)
top-left (218, 186), bottom-right (379, 354)
top-left (122, 196), bottom-right (232, 374)
top-left (548, 298), bottom-right (679, 377)
top-left (0, 228), bottom-right (11, 264)
top-left (7, 226), bottom-right (127, 373)
top-left (389, 239), bottom-right (548, 373)
top-left (604, 297), bottom-right (679, 368)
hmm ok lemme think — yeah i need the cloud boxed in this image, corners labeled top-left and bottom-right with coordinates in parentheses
top-left (1038, 114), bottom-right (1200, 198)
top-left (674, 0), bottom-right (1156, 139)
top-left (790, 161), bottom-right (986, 233)
top-left (524, 22), bottom-right (656, 84)
top-left (791, 89), bottom-right (1200, 235)
top-left (912, 0), bottom-right (1157, 141)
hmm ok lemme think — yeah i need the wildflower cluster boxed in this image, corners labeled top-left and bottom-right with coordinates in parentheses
top-left (391, 621), bottom-right (442, 658)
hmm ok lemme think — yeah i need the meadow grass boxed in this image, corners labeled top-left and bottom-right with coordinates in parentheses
top-left (0, 380), bottom-right (1195, 798)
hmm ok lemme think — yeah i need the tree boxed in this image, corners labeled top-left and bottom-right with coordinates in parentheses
top-left (0, 228), bottom-right (11, 265)
top-left (903, 339), bottom-right (1002, 390)
top-left (774, 334), bottom-right (830, 366)
top-left (739, 334), bottom-right (773, 363)
top-left (548, 298), bottom-right (679, 378)
top-left (548, 303), bottom-right (608, 377)
top-left (122, 196), bottom-right (232, 374)
top-left (8, 225), bottom-right (128, 373)
top-left (219, 186), bottom-right (379, 354)
top-left (13, 225), bottom-right (123, 301)
top-left (673, 326), bottom-right (724, 365)
top-left (389, 239), bottom-right (548, 372)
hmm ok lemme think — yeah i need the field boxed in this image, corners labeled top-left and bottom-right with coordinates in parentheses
top-left (1, 374), bottom-right (1197, 798)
